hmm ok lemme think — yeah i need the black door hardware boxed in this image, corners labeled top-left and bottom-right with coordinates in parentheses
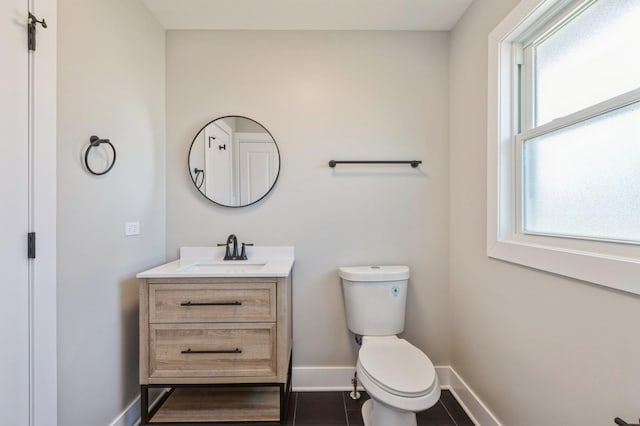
top-left (208, 136), bottom-right (216, 148)
top-left (28, 13), bottom-right (47, 51)
top-left (27, 232), bottom-right (36, 259)
top-left (218, 144), bottom-right (226, 150)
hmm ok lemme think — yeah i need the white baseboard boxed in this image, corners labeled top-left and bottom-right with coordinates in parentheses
top-left (291, 365), bottom-right (452, 392)
top-left (117, 367), bottom-right (500, 426)
top-left (292, 366), bottom-right (500, 426)
top-left (292, 366), bottom-right (360, 391)
top-left (447, 367), bottom-right (502, 426)
top-left (109, 388), bottom-right (167, 426)
top-left (109, 396), bottom-right (140, 426)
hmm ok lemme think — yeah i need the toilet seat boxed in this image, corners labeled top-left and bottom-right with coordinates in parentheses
top-left (358, 336), bottom-right (436, 398)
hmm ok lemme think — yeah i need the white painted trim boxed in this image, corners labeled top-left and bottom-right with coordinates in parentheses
top-left (292, 366), bottom-right (359, 391)
top-left (110, 397), bottom-right (142, 426)
top-left (110, 389), bottom-right (167, 426)
top-left (235, 132), bottom-right (274, 143)
top-left (518, 88), bottom-right (640, 142)
top-left (449, 367), bottom-right (502, 426)
top-left (292, 366), bottom-right (500, 426)
top-left (31, 0), bottom-right (57, 424)
top-left (292, 366), bottom-right (450, 392)
top-left (292, 366), bottom-right (451, 392)
top-left (292, 366), bottom-right (458, 392)
top-left (434, 366), bottom-right (451, 387)
top-left (123, 367), bottom-right (499, 426)
top-left (215, 117), bottom-right (233, 135)
top-left (486, 0), bottom-right (640, 296)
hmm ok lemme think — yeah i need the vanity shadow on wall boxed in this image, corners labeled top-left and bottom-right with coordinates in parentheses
top-left (188, 116), bottom-right (280, 208)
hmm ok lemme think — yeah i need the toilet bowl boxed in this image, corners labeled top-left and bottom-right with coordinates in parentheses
top-left (356, 336), bottom-right (440, 426)
top-left (339, 265), bottom-right (441, 426)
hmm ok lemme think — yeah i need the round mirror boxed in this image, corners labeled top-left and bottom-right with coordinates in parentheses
top-left (188, 116), bottom-right (280, 207)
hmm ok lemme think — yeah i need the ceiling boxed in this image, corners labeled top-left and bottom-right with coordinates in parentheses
top-left (141, 0), bottom-right (473, 31)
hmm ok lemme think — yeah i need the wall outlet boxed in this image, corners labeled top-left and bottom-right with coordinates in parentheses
top-left (125, 222), bottom-right (140, 236)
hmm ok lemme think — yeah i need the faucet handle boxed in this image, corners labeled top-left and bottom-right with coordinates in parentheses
top-left (217, 242), bottom-right (232, 259)
top-left (240, 243), bottom-right (253, 260)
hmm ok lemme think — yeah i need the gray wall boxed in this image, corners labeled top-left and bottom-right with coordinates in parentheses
top-left (166, 31), bottom-right (451, 367)
top-left (449, 1), bottom-right (640, 424)
top-left (51, 2), bottom-right (640, 423)
top-left (56, 0), bottom-right (165, 424)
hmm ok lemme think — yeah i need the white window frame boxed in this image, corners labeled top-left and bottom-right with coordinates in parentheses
top-left (487, 0), bottom-right (640, 296)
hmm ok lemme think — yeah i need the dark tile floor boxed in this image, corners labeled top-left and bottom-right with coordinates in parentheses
top-left (285, 390), bottom-right (474, 426)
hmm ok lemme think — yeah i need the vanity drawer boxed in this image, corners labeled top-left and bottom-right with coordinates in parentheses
top-left (149, 323), bottom-right (277, 378)
top-left (149, 282), bottom-right (276, 323)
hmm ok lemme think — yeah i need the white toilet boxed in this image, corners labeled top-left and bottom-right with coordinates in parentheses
top-left (339, 265), bottom-right (440, 426)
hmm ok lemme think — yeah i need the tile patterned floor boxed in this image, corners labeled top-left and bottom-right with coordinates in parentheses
top-left (285, 390), bottom-right (474, 425)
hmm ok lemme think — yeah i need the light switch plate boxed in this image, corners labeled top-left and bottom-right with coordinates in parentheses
top-left (125, 222), bottom-right (140, 236)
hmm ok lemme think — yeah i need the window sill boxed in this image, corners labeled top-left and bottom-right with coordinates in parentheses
top-left (487, 237), bottom-right (640, 295)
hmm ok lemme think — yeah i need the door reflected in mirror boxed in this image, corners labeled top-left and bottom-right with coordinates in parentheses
top-left (188, 116), bottom-right (280, 207)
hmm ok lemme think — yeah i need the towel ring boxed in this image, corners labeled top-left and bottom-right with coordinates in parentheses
top-left (85, 135), bottom-right (116, 176)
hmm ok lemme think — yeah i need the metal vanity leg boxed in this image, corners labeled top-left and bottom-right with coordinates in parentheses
top-left (140, 385), bottom-right (149, 425)
top-left (280, 351), bottom-right (293, 424)
top-left (279, 383), bottom-right (286, 424)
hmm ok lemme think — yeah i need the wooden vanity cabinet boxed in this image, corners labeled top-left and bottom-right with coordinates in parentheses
top-left (139, 276), bottom-right (292, 424)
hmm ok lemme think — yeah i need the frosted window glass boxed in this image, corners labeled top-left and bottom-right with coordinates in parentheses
top-left (535, 0), bottom-right (640, 125)
top-left (523, 101), bottom-right (640, 242)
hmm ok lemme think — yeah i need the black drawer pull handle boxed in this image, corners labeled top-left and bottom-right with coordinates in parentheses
top-left (180, 301), bottom-right (242, 306)
top-left (181, 348), bottom-right (242, 354)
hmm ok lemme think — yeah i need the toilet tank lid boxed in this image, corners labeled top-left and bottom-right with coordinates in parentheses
top-left (339, 265), bottom-right (409, 281)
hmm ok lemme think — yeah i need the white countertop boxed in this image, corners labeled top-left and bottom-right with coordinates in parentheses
top-left (136, 246), bottom-right (294, 278)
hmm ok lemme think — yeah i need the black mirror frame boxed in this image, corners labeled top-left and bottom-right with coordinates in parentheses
top-left (187, 115), bottom-right (281, 208)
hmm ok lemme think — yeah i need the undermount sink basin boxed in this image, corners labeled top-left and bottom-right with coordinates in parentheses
top-left (177, 260), bottom-right (267, 272)
top-left (136, 246), bottom-right (294, 278)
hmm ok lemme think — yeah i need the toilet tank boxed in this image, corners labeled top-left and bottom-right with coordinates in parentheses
top-left (339, 265), bottom-right (410, 336)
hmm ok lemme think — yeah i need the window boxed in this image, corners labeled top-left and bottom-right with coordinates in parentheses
top-left (487, 0), bottom-right (640, 295)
